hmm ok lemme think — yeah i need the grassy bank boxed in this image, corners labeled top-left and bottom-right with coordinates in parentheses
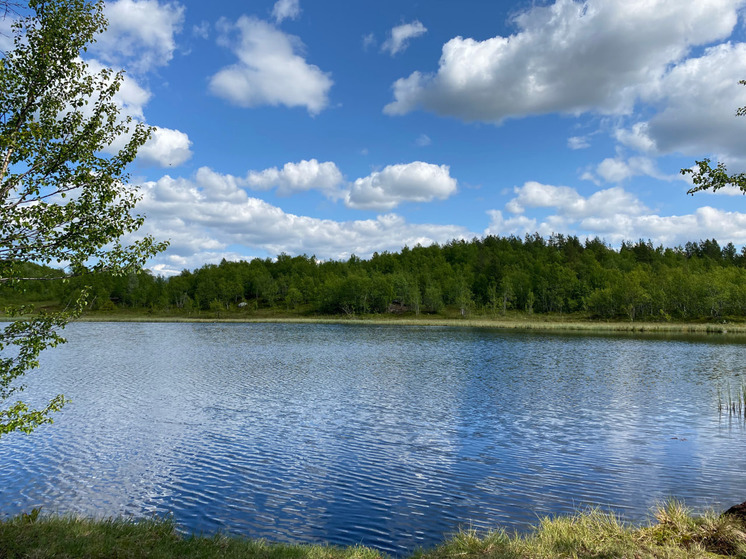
top-left (1, 502), bottom-right (745, 558)
top-left (4, 301), bottom-right (746, 336)
top-left (66, 309), bottom-right (746, 336)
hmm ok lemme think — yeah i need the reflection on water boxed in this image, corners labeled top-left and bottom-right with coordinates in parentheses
top-left (1, 323), bottom-right (745, 554)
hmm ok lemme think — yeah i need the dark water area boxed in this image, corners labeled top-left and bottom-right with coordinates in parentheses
top-left (1, 322), bottom-right (745, 555)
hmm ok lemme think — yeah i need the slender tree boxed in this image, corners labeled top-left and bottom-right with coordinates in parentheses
top-left (0, 0), bottom-right (167, 437)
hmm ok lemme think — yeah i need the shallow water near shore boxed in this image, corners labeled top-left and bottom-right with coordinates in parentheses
top-left (1, 322), bottom-right (745, 555)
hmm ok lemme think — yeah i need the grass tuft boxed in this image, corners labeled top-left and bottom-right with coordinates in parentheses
top-left (645, 501), bottom-right (746, 557)
top-left (416, 504), bottom-right (746, 559)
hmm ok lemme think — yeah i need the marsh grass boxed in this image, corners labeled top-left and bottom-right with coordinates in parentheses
top-left (70, 312), bottom-right (746, 337)
top-left (2, 502), bottom-right (745, 559)
top-left (718, 380), bottom-right (746, 418)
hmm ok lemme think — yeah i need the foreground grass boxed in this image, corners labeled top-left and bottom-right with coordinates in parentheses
top-left (1, 502), bottom-right (745, 559)
top-left (0, 515), bottom-right (381, 559)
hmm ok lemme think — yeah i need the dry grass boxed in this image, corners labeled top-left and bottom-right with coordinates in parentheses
top-left (72, 313), bottom-right (746, 336)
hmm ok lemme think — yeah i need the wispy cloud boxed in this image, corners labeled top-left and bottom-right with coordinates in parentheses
top-left (381, 20), bottom-right (427, 56)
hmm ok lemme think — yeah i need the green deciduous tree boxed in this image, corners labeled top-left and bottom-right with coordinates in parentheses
top-left (0, 0), bottom-right (167, 438)
top-left (681, 80), bottom-right (746, 194)
top-left (682, 157), bottom-right (746, 194)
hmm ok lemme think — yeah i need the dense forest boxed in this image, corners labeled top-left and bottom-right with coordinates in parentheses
top-left (4, 234), bottom-right (746, 322)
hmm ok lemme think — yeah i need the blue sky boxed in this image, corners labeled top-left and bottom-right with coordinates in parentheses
top-left (7, 0), bottom-right (746, 274)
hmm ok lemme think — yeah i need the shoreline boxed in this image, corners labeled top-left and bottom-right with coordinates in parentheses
top-left (68, 313), bottom-right (746, 336)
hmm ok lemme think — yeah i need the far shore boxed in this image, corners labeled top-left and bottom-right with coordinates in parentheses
top-left (5, 306), bottom-right (746, 337)
top-left (64, 312), bottom-right (746, 337)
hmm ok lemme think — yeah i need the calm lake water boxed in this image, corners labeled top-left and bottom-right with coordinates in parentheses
top-left (1, 322), bottom-right (745, 554)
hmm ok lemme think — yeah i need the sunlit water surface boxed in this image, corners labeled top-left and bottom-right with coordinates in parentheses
top-left (1, 322), bottom-right (745, 554)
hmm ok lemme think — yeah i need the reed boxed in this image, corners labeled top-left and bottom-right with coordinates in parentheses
top-left (719, 380), bottom-right (746, 418)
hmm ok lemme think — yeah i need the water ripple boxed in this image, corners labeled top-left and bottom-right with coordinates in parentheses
top-left (1, 323), bottom-right (745, 555)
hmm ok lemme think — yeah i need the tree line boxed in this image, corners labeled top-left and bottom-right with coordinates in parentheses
top-left (6, 234), bottom-right (746, 322)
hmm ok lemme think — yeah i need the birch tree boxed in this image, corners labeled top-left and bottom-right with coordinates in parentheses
top-left (0, 0), bottom-right (166, 437)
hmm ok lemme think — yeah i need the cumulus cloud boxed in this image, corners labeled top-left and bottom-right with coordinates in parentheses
top-left (85, 58), bottom-right (153, 120)
top-left (2, 10), bottom-right (190, 168)
top-left (138, 127), bottom-right (193, 167)
top-left (235, 159), bottom-right (458, 209)
top-left (345, 162), bottom-right (458, 211)
top-left (381, 20), bottom-right (427, 56)
top-left (614, 42), bottom-right (746, 164)
top-left (505, 181), bottom-right (648, 219)
top-left (484, 210), bottom-right (538, 238)
top-left (209, 159), bottom-right (459, 210)
top-left (83, 59), bottom-right (193, 167)
top-left (614, 123), bottom-right (657, 153)
top-left (245, 159), bottom-right (345, 197)
top-left (209, 17), bottom-right (333, 115)
top-left (486, 180), bottom-right (746, 247)
top-left (131, 170), bottom-right (472, 273)
top-left (94, 0), bottom-right (185, 74)
top-left (590, 155), bottom-right (678, 184)
top-left (107, 122), bottom-right (193, 167)
top-left (384, 0), bottom-right (742, 121)
top-left (131, 170), bottom-right (746, 274)
top-left (272, 0), bottom-right (301, 23)
top-left (579, 207), bottom-right (746, 246)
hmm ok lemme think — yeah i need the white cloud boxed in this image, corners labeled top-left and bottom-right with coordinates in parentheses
top-left (0, 16), bottom-right (15, 52)
top-left (84, 59), bottom-right (192, 167)
top-left (246, 159), bottom-right (344, 197)
top-left (593, 155), bottom-right (675, 183)
top-left (345, 162), bottom-right (458, 211)
top-left (577, 206), bottom-right (746, 246)
top-left (272, 0), bottom-right (301, 23)
top-left (132, 170), bottom-right (472, 272)
top-left (237, 159), bottom-right (457, 209)
top-left (384, 0), bottom-right (743, 121)
top-left (132, 171), bottom-right (746, 274)
top-left (2, 13), bottom-right (189, 168)
top-left (487, 180), bottom-right (746, 247)
top-left (595, 158), bottom-right (637, 183)
top-left (615, 42), bottom-right (746, 164)
top-left (505, 181), bottom-right (647, 219)
top-left (86, 58), bottom-right (152, 121)
top-left (209, 17), bottom-right (333, 115)
top-left (94, 0), bottom-right (185, 74)
top-left (138, 127), bottom-right (193, 167)
top-left (614, 122), bottom-right (657, 153)
top-left (568, 136), bottom-right (590, 150)
top-left (381, 20), bottom-right (427, 56)
top-left (485, 210), bottom-right (538, 237)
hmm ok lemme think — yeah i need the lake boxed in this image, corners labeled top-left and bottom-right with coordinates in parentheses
top-left (1, 322), bottom-right (745, 554)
